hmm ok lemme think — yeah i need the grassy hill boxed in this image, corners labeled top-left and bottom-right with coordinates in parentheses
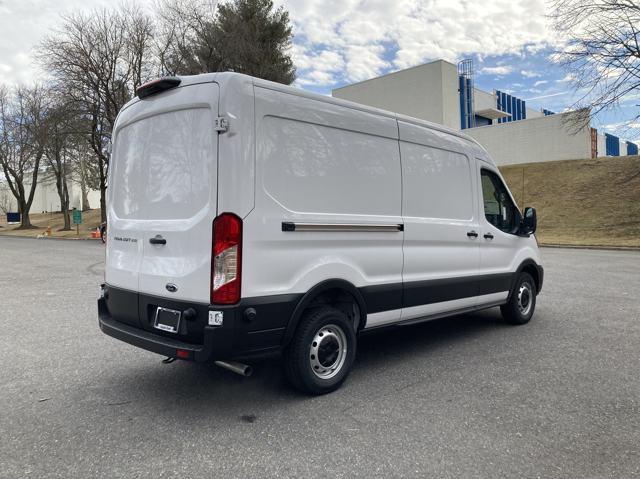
top-left (500, 155), bottom-right (640, 248)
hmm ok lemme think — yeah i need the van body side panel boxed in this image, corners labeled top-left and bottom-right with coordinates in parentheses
top-left (247, 87), bottom-right (404, 319)
top-left (395, 121), bottom-right (481, 325)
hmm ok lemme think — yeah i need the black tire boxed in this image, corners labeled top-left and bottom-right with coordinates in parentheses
top-left (100, 226), bottom-right (106, 243)
top-left (284, 306), bottom-right (357, 395)
top-left (501, 272), bottom-right (537, 325)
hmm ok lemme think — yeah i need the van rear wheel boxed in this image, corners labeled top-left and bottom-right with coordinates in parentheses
top-left (501, 272), bottom-right (536, 325)
top-left (284, 306), bottom-right (356, 395)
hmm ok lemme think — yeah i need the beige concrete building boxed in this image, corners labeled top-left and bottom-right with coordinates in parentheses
top-left (332, 60), bottom-right (637, 165)
top-left (333, 61), bottom-right (461, 130)
top-left (0, 174), bottom-right (100, 215)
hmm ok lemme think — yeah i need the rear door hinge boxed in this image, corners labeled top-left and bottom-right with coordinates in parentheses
top-left (214, 116), bottom-right (229, 133)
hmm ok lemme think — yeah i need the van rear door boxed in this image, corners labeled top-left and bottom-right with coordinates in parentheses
top-left (106, 82), bottom-right (219, 306)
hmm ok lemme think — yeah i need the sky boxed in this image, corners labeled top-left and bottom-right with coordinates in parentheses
top-left (0, 0), bottom-right (637, 140)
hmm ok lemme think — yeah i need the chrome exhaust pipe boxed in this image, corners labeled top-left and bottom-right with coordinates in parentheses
top-left (214, 360), bottom-right (253, 377)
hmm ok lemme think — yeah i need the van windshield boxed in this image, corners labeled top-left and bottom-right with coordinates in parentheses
top-left (110, 108), bottom-right (215, 220)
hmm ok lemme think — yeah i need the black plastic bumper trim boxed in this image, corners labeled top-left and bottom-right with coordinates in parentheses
top-left (99, 311), bottom-right (207, 361)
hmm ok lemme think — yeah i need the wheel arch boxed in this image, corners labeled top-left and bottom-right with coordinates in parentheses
top-left (282, 279), bottom-right (368, 348)
top-left (508, 259), bottom-right (543, 301)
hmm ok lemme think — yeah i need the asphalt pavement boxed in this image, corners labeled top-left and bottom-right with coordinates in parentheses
top-left (1, 236), bottom-right (639, 478)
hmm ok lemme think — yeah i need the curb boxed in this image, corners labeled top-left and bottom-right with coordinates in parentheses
top-left (0, 234), bottom-right (102, 242)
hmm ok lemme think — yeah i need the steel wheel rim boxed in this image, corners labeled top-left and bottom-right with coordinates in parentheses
top-left (309, 324), bottom-right (347, 380)
top-left (517, 281), bottom-right (533, 316)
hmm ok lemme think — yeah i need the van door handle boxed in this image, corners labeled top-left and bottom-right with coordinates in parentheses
top-left (149, 235), bottom-right (166, 245)
top-left (484, 233), bottom-right (494, 240)
top-left (467, 230), bottom-right (478, 238)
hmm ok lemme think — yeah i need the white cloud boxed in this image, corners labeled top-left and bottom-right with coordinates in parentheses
top-left (480, 66), bottom-right (513, 76)
top-left (292, 46), bottom-right (346, 86)
top-left (1, 0), bottom-right (558, 90)
top-left (556, 73), bottom-right (576, 83)
top-left (534, 80), bottom-right (548, 87)
top-left (344, 45), bottom-right (389, 82)
top-left (0, 0), bottom-right (122, 85)
top-left (280, 0), bottom-right (556, 87)
top-left (521, 70), bottom-right (541, 78)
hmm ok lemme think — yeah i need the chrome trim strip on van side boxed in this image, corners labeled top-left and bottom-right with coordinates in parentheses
top-left (282, 222), bottom-right (403, 232)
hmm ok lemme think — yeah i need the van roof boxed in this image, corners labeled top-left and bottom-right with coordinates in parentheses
top-left (122, 72), bottom-right (491, 162)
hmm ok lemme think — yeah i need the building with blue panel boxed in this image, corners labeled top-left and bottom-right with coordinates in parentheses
top-left (333, 59), bottom-right (637, 164)
top-left (605, 133), bottom-right (620, 156)
top-left (495, 90), bottom-right (527, 124)
top-left (626, 141), bottom-right (638, 156)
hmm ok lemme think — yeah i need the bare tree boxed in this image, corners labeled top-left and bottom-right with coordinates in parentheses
top-left (74, 148), bottom-right (93, 212)
top-left (38, 4), bottom-right (155, 222)
top-left (551, 0), bottom-right (640, 136)
top-left (155, 0), bottom-right (215, 75)
top-left (42, 92), bottom-right (76, 230)
top-left (0, 85), bottom-right (48, 229)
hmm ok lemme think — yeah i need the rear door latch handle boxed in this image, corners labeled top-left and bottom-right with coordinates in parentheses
top-left (149, 235), bottom-right (166, 245)
top-left (484, 233), bottom-right (494, 240)
top-left (467, 230), bottom-right (478, 238)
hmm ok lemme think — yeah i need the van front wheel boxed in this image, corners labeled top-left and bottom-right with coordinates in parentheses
top-left (284, 306), bottom-right (356, 395)
top-left (501, 272), bottom-right (537, 325)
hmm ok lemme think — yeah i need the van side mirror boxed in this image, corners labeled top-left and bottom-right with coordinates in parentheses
top-left (519, 207), bottom-right (537, 236)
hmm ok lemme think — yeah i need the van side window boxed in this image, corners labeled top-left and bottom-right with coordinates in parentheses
top-left (481, 169), bottom-right (518, 233)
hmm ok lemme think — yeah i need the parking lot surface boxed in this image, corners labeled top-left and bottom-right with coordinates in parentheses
top-left (1, 236), bottom-right (639, 478)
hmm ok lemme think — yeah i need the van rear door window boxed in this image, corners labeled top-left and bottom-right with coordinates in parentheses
top-left (111, 108), bottom-right (214, 220)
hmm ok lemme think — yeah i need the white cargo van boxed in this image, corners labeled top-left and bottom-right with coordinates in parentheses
top-left (98, 73), bottom-right (543, 395)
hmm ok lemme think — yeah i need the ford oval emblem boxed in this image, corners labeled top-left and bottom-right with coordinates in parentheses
top-left (166, 283), bottom-right (178, 293)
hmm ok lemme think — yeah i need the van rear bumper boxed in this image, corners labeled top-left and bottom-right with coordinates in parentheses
top-left (98, 294), bottom-right (225, 362)
top-left (98, 284), bottom-right (300, 362)
top-left (99, 311), bottom-right (209, 361)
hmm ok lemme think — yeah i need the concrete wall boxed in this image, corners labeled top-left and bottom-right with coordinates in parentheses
top-left (526, 108), bottom-right (544, 119)
top-left (440, 61), bottom-right (460, 130)
top-left (332, 60), bottom-right (461, 130)
top-left (466, 112), bottom-right (592, 166)
top-left (473, 88), bottom-right (495, 112)
top-left (620, 142), bottom-right (628, 156)
top-left (0, 176), bottom-right (101, 214)
top-left (597, 133), bottom-right (606, 158)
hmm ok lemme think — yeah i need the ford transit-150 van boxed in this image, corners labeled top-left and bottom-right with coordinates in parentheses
top-left (98, 73), bottom-right (543, 395)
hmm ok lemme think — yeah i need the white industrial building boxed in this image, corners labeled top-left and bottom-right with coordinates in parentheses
top-left (333, 60), bottom-right (638, 165)
top-left (0, 174), bottom-right (101, 215)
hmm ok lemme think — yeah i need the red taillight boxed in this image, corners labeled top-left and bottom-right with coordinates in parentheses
top-left (211, 213), bottom-right (242, 304)
top-left (176, 349), bottom-right (190, 359)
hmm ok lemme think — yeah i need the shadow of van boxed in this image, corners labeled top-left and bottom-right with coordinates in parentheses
top-left (89, 308), bottom-right (509, 420)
